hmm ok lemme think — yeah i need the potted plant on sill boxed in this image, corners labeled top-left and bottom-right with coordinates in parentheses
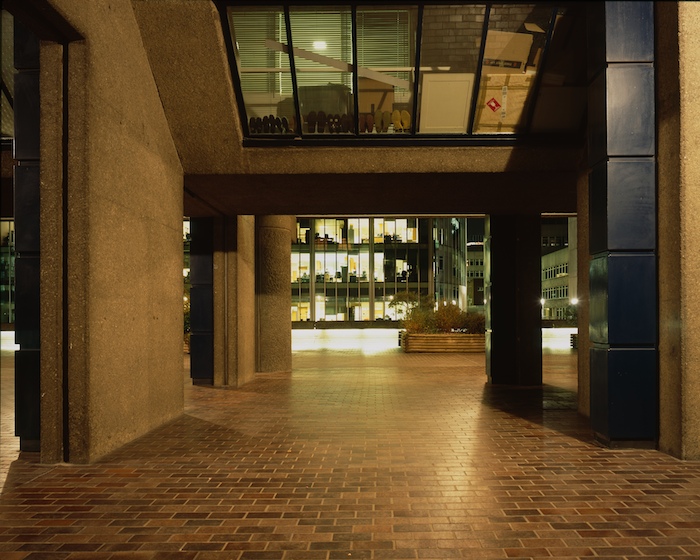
top-left (399, 297), bottom-right (486, 353)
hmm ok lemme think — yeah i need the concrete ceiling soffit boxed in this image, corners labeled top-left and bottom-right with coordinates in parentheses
top-left (131, 0), bottom-right (242, 175)
top-left (233, 144), bottom-right (584, 175)
top-left (183, 170), bottom-right (578, 217)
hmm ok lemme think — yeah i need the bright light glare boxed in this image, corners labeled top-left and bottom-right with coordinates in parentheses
top-left (293, 329), bottom-right (399, 355)
top-left (542, 327), bottom-right (577, 350)
top-left (571, 297), bottom-right (579, 305)
top-left (540, 298), bottom-right (546, 305)
top-left (313, 41), bottom-right (327, 50)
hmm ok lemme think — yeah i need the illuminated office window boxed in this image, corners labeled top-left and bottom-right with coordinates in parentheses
top-left (224, 3), bottom-right (587, 141)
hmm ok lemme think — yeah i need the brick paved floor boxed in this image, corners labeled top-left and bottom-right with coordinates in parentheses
top-left (2, 332), bottom-right (700, 559)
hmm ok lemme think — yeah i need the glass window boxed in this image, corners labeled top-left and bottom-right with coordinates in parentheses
top-left (0, 220), bottom-right (15, 325)
top-left (374, 252), bottom-right (385, 282)
top-left (228, 6), bottom-right (298, 135)
top-left (356, 6), bottom-right (417, 134)
top-left (297, 219), bottom-right (311, 243)
top-left (472, 4), bottom-right (554, 134)
top-left (373, 218), bottom-right (385, 242)
top-left (347, 217), bottom-right (369, 244)
top-left (417, 4), bottom-right (486, 134)
top-left (289, 6), bottom-right (354, 134)
top-left (225, 3), bottom-right (586, 141)
top-left (1, 10), bottom-right (15, 141)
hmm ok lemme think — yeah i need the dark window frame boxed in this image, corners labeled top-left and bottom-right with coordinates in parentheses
top-left (215, 1), bottom-right (582, 147)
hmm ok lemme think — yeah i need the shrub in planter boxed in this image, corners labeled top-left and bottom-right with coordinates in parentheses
top-left (404, 306), bottom-right (437, 334)
top-left (434, 303), bottom-right (464, 333)
top-left (404, 302), bottom-right (485, 334)
top-left (456, 311), bottom-right (486, 334)
top-left (184, 293), bottom-right (191, 351)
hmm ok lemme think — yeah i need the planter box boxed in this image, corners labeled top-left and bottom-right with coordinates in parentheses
top-left (401, 332), bottom-right (485, 353)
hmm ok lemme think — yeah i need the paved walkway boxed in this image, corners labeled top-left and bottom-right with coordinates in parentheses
top-left (1, 335), bottom-right (700, 559)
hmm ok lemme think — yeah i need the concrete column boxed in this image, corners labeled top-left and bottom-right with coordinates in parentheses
top-left (484, 214), bottom-right (542, 386)
top-left (13, 18), bottom-right (41, 452)
top-left (256, 215), bottom-right (293, 373)
top-left (213, 215), bottom-right (256, 387)
top-left (657, 2), bottom-right (700, 459)
top-left (587, 2), bottom-right (657, 446)
top-left (189, 217), bottom-right (214, 384)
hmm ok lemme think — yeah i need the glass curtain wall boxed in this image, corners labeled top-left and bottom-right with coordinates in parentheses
top-left (225, 3), bottom-right (584, 139)
top-left (291, 217), bottom-right (468, 324)
top-left (0, 220), bottom-right (14, 325)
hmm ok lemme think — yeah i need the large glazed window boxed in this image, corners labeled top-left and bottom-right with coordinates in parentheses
top-left (229, 6), bottom-right (298, 134)
top-left (289, 6), bottom-right (354, 133)
top-left (222, 2), bottom-right (586, 142)
top-left (472, 4), bottom-right (554, 134)
top-left (416, 4), bottom-right (485, 134)
top-left (356, 6), bottom-right (417, 134)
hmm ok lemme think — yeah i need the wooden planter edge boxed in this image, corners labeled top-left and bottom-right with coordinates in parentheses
top-left (401, 332), bottom-right (485, 353)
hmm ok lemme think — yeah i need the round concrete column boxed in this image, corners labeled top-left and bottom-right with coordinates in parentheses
top-left (256, 216), bottom-right (294, 373)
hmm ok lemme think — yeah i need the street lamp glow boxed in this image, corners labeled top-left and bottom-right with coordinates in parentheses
top-left (540, 298), bottom-right (545, 305)
top-left (571, 297), bottom-right (579, 305)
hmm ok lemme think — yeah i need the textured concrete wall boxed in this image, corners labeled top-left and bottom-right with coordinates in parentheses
top-left (40, 42), bottom-right (66, 463)
top-left (256, 216), bottom-right (293, 373)
top-left (43, 0), bottom-right (184, 462)
top-left (657, 2), bottom-right (700, 459)
top-left (236, 216), bottom-right (256, 385)
top-left (213, 215), bottom-right (256, 388)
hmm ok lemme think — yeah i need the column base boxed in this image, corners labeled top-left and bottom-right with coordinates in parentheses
top-left (594, 432), bottom-right (656, 450)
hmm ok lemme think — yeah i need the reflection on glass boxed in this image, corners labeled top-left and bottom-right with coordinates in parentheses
top-left (530, 6), bottom-right (588, 133)
top-left (473, 4), bottom-right (552, 134)
top-left (417, 4), bottom-right (485, 134)
top-left (228, 6), bottom-right (298, 135)
top-left (356, 6), bottom-right (417, 134)
top-left (289, 6), bottom-right (354, 134)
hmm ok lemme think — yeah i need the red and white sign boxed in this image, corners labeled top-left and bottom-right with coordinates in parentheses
top-left (486, 98), bottom-right (501, 112)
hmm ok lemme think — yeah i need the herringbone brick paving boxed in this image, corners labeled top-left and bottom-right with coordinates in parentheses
top-left (2, 331), bottom-right (700, 559)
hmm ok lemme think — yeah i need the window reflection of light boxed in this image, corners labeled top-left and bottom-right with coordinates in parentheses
top-left (312, 41), bottom-right (327, 50)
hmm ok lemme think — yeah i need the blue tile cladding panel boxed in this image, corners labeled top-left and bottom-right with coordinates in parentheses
top-left (589, 159), bottom-right (656, 254)
top-left (591, 346), bottom-right (657, 442)
top-left (590, 253), bottom-right (656, 346)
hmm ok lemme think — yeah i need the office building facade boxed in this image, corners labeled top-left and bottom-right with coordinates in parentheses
top-left (291, 217), bottom-right (469, 324)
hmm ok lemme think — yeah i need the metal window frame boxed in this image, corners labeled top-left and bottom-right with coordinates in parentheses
top-left (215, 1), bottom-right (578, 148)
